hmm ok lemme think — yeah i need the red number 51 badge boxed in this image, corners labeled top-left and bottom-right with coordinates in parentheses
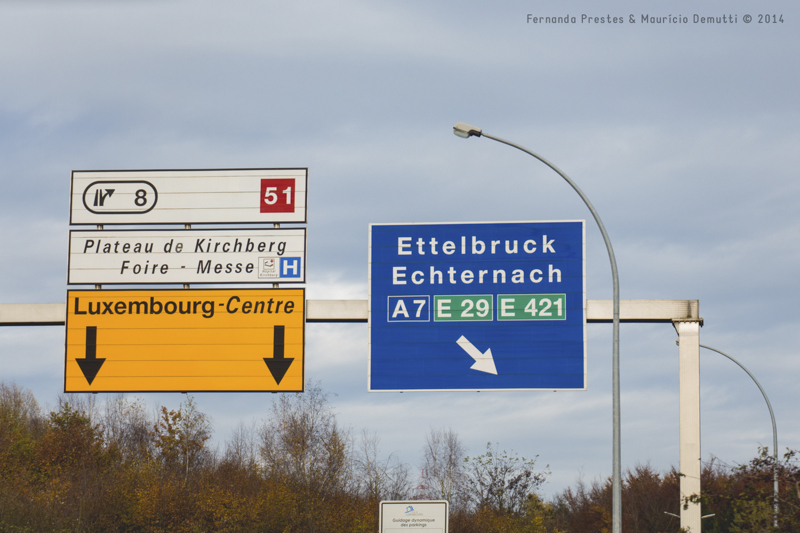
top-left (260, 178), bottom-right (295, 213)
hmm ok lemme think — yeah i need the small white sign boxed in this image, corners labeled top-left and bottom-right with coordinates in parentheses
top-left (70, 168), bottom-right (307, 225)
top-left (380, 501), bottom-right (448, 533)
top-left (68, 228), bottom-right (306, 285)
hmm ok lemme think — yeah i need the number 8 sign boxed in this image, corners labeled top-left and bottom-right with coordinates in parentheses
top-left (260, 178), bottom-right (295, 213)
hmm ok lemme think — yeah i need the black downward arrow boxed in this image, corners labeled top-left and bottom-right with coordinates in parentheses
top-left (76, 326), bottom-right (106, 385)
top-left (264, 325), bottom-right (294, 385)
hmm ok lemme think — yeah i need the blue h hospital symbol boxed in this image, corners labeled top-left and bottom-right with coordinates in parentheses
top-left (280, 257), bottom-right (302, 278)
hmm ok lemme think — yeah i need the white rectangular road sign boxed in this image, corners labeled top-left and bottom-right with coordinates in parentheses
top-left (380, 501), bottom-right (448, 533)
top-left (68, 228), bottom-right (306, 285)
top-left (69, 168), bottom-right (307, 225)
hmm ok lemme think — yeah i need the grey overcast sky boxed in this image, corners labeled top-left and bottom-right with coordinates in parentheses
top-left (1, 0), bottom-right (798, 497)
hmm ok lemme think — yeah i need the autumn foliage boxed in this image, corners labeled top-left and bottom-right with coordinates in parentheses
top-left (0, 380), bottom-right (797, 533)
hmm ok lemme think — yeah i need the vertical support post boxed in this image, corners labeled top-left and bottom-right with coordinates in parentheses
top-left (184, 224), bottom-right (191, 289)
top-left (674, 319), bottom-right (702, 533)
top-left (95, 224), bottom-right (103, 290)
top-left (273, 222), bottom-right (280, 288)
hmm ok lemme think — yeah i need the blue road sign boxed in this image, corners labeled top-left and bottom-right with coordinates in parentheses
top-left (369, 221), bottom-right (586, 391)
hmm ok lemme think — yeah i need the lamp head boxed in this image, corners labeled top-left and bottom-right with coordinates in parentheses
top-left (453, 122), bottom-right (482, 138)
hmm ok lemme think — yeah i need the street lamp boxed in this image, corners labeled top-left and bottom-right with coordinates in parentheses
top-left (453, 122), bottom-right (622, 533)
top-left (700, 344), bottom-right (779, 528)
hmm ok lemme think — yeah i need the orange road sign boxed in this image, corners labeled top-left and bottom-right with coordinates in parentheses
top-left (64, 288), bottom-right (304, 392)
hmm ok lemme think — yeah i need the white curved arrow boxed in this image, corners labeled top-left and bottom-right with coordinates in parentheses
top-left (456, 335), bottom-right (498, 375)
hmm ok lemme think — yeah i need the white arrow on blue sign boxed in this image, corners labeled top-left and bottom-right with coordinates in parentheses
top-left (368, 221), bottom-right (586, 391)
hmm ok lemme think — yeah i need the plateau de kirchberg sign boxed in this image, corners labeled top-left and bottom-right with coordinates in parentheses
top-left (69, 168), bottom-right (307, 225)
top-left (368, 221), bottom-right (586, 392)
top-left (68, 228), bottom-right (306, 285)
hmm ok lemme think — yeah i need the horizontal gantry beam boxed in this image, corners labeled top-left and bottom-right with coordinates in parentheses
top-left (0, 299), bottom-right (700, 326)
top-left (307, 299), bottom-right (700, 323)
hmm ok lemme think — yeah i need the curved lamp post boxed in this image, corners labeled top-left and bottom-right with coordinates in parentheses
top-left (700, 344), bottom-right (779, 528)
top-left (453, 122), bottom-right (622, 533)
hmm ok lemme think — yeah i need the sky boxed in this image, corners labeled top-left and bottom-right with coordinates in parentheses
top-left (1, 0), bottom-right (799, 499)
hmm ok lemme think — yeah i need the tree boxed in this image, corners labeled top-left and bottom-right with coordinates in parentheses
top-left (259, 384), bottom-right (352, 532)
top-left (0, 381), bottom-right (41, 433)
top-left (354, 429), bottom-right (410, 503)
top-left (259, 384), bottom-right (350, 493)
top-left (102, 394), bottom-right (152, 464)
top-left (698, 447), bottom-right (800, 533)
top-left (0, 381), bottom-right (43, 473)
top-left (43, 400), bottom-right (108, 472)
top-left (421, 426), bottom-right (467, 508)
top-left (463, 442), bottom-right (549, 515)
top-left (0, 382), bottom-right (44, 529)
top-left (550, 464), bottom-right (682, 533)
top-left (152, 395), bottom-right (212, 480)
top-left (33, 400), bottom-right (117, 532)
top-left (223, 419), bottom-right (259, 470)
